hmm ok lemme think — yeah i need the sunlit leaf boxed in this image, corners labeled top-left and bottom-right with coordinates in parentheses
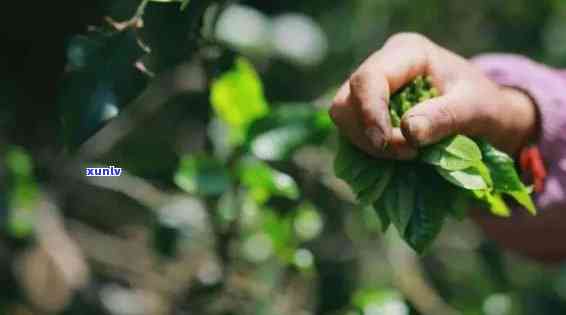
top-left (473, 190), bottom-right (511, 217)
top-left (428, 135), bottom-right (482, 162)
top-left (210, 57), bottom-right (268, 144)
top-left (5, 147), bottom-right (38, 239)
top-left (249, 104), bottom-right (333, 161)
top-left (478, 140), bottom-right (536, 214)
top-left (237, 158), bottom-right (299, 204)
top-left (421, 148), bottom-right (474, 171)
top-left (508, 190), bottom-right (536, 215)
top-left (436, 166), bottom-right (488, 190)
top-left (251, 125), bottom-right (310, 161)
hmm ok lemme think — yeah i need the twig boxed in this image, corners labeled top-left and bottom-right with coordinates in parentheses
top-left (135, 0), bottom-right (152, 19)
top-left (385, 233), bottom-right (462, 315)
top-left (75, 61), bottom-right (205, 161)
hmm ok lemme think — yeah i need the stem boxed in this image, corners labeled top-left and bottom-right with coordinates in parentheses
top-left (135, 0), bottom-right (151, 19)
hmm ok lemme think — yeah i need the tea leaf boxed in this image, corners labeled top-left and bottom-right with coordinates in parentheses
top-left (508, 190), bottom-right (536, 215)
top-left (385, 167), bottom-right (416, 235)
top-left (358, 165), bottom-right (394, 206)
top-left (421, 148), bottom-right (474, 171)
top-left (404, 181), bottom-right (446, 254)
top-left (436, 166), bottom-right (488, 190)
top-left (431, 135), bottom-right (482, 162)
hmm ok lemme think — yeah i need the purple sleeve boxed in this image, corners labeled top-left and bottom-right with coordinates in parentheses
top-left (471, 54), bottom-right (566, 211)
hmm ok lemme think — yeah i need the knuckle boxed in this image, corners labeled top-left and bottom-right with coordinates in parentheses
top-left (386, 32), bottom-right (428, 46)
top-left (437, 104), bottom-right (458, 131)
top-left (349, 70), bottom-right (370, 91)
top-left (331, 93), bottom-right (347, 109)
top-left (328, 105), bottom-right (340, 124)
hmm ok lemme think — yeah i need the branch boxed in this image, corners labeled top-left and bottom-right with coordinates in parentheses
top-left (76, 62), bottom-right (205, 160)
top-left (385, 233), bottom-right (461, 315)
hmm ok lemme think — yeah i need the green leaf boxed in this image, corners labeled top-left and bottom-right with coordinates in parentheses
top-left (350, 168), bottom-right (384, 195)
top-left (383, 166), bottom-right (416, 236)
top-left (477, 140), bottom-right (536, 214)
top-left (389, 108), bottom-right (401, 128)
top-left (174, 155), bottom-right (231, 196)
top-left (404, 173), bottom-right (447, 253)
top-left (334, 137), bottom-right (372, 182)
top-left (248, 105), bottom-right (333, 161)
top-left (357, 164), bottom-right (394, 206)
top-left (389, 76), bottom-right (437, 121)
top-left (350, 158), bottom-right (395, 195)
top-left (487, 192), bottom-right (511, 217)
top-left (475, 161), bottom-right (494, 188)
top-left (210, 57), bottom-right (269, 144)
top-left (372, 199), bottom-right (391, 232)
top-left (250, 125), bottom-right (310, 161)
top-left (420, 148), bottom-right (474, 171)
top-left (237, 158), bottom-right (299, 204)
top-left (6, 147), bottom-right (33, 178)
top-left (473, 190), bottom-right (511, 217)
top-left (334, 137), bottom-right (357, 179)
top-left (436, 166), bottom-right (488, 190)
top-left (508, 190), bottom-right (536, 215)
top-left (449, 190), bottom-right (472, 220)
top-left (478, 141), bottom-right (523, 192)
top-left (5, 147), bottom-right (39, 239)
top-left (430, 135), bottom-right (482, 162)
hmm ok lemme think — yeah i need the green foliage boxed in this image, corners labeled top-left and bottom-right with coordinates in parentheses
top-left (351, 288), bottom-right (407, 314)
top-left (6, 1), bottom-right (561, 313)
top-left (389, 76), bottom-right (438, 127)
top-left (237, 157), bottom-right (299, 204)
top-left (174, 155), bottom-right (231, 196)
top-left (210, 57), bottom-right (269, 144)
top-left (334, 77), bottom-right (536, 253)
top-left (4, 147), bottom-right (38, 239)
top-left (248, 104), bottom-right (333, 161)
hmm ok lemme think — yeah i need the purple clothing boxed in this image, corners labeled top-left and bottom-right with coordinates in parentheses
top-left (472, 54), bottom-right (566, 211)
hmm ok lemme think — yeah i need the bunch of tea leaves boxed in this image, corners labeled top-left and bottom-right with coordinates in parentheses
top-left (334, 76), bottom-right (536, 253)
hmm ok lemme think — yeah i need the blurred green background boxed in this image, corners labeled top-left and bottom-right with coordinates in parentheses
top-left (1, 0), bottom-right (566, 314)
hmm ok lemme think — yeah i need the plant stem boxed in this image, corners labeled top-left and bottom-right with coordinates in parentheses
top-left (135, 0), bottom-right (151, 19)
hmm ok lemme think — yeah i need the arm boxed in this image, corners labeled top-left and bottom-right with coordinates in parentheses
top-left (330, 33), bottom-right (566, 262)
top-left (471, 54), bottom-right (566, 262)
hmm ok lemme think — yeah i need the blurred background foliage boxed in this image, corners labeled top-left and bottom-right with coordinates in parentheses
top-left (1, 0), bottom-right (566, 314)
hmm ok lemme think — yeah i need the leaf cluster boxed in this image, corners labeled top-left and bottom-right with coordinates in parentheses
top-left (335, 77), bottom-right (536, 253)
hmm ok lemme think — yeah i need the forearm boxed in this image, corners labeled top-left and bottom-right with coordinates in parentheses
top-left (471, 54), bottom-right (566, 262)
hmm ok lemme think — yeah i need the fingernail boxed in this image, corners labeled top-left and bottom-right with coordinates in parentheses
top-left (365, 127), bottom-right (386, 150)
top-left (405, 115), bottom-right (431, 146)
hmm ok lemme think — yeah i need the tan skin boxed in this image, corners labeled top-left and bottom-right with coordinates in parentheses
top-left (330, 33), bottom-right (566, 263)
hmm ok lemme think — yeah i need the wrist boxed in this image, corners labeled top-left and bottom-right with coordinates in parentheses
top-left (500, 87), bottom-right (538, 153)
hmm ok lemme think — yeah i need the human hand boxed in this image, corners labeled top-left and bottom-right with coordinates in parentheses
top-left (329, 33), bottom-right (537, 159)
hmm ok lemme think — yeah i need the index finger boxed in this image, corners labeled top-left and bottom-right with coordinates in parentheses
top-left (348, 33), bottom-right (430, 149)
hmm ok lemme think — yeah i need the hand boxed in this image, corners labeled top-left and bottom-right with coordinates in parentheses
top-left (329, 33), bottom-right (537, 158)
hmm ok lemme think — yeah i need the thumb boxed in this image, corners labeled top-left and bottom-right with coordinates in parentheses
top-left (400, 94), bottom-right (479, 146)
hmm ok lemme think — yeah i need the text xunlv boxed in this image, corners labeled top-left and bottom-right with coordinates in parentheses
top-left (85, 166), bottom-right (122, 177)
